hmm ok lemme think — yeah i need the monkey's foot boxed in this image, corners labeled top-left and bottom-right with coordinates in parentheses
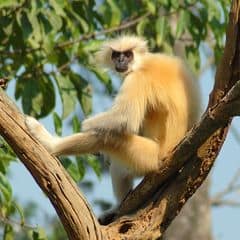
top-left (98, 208), bottom-right (117, 225)
top-left (25, 116), bottom-right (57, 153)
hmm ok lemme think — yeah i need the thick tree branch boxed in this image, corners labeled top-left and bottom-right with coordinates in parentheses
top-left (0, 90), bottom-right (103, 240)
top-left (110, 0), bottom-right (240, 221)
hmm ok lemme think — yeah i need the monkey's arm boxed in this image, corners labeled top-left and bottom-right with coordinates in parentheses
top-left (82, 73), bottom-right (148, 134)
top-left (25, 73), bottom-right (149, 156)
top-left (26, 115), bottom-right (162, 174)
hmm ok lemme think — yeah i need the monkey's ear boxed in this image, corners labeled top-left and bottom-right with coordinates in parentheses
top-left (130, 36), bottom-right (148, 54)
top-left (94, 43), bottom-right (113, 70)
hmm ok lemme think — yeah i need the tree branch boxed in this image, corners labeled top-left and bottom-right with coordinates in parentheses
top-left (0, 89), bottom-right (103, 240)
top-left (211, 168), bottom-right (240, 207)
top-left (110, 0), bottom-right (240, 221)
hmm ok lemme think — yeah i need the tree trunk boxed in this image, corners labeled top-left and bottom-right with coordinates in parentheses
top-left (163, 181), bottom-right (212, 240)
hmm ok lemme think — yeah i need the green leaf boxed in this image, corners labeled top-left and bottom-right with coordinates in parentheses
top-left (137, 19), bottom-right (149, 36)
top-left (39, 13), bottom-right (52, 34)
top-left (175, 10), bottom-right (189, 39)
top-left (188, 13), bottom-right (204, 46)
top-left (0, 159), bottom-right (6, 174)
top-left (0, 0), bottom-right (18, 8)
top-left (45, 10), bottom-right (62, 32)
top-left (0, 172), bottom-right (12, 202)
top-left (83, 40), bottom-right (102, 53)
top-left (99, 0), bottom-right (121, 27)
top-left (19, 11), bottom-right (33, 40)
top-left (22, 75), bottom-right (55, 118)
top-left (205, 0), bottom-right (221, 20)
top-left (107, 0), bottom-right (121, 26)
top-left (42, 35), bottom-right (55, 54)
top-left (0, 140), bottom-right (16, 158)
top-left (0, 153), bottom-right (15, 174)
top-left (1, 16), bottom-right (13, 36)
top-left (53, 112), bottom-right (62, 136)
top-left (186, 45), bottom-right (201, 73)
top-left (155, 17), bottom-right (167, 46)
top-left (76, 156), bottom-right (85, 180)
top-left (170, 0), bottom-right (179, 9)
top-left (61, 157), bottom-right (81, 182)
top-left (27, 10), bottom-right (42, 47)
top-left (32, 228), bottom-right (47, 240)
top-left (49, 0), bottom-right (66, 17)
top-left (12, 201), bottom-right (25, 226)
top-left (90, 68), bottom-right (112, 93)
top-left (145, 1), bottom-right (156, 14)
top-left (68, 7), bottom-right (89, 33)
top-left (70, 73), bottom-right (92, 116)
top-left (72, 115), bottom-right (81, 133)
top-left (3, 224), bottom-right (13, 240)
top-left (87, 155), bottom-right (101, 179)
top-left (55, 74), bottom-right (77, 119)
top-left (0, 153), bottom-right (16, 162)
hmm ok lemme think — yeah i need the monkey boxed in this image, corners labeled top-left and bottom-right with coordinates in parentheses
top-left (25, 35), bottom-right (200, 203)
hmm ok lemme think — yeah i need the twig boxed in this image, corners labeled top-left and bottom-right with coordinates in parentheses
top-left (56, 3), bottom-right (196, 49)
top-left (0, 2), bottom-right (197, 56)
top-left (0, 215), bottom-right (37, 231)
top-left (56, 12), bottom-right (151, 49)
top-left (211, 168), bottom-right (240, 207)
top-left (211, 199), bottom-right (240, 207)
top-left (214, 169), bottom-right (240, 198)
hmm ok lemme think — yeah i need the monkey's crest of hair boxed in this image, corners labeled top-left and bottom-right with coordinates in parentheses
top-left (95, 35), bottom-right (148, 70)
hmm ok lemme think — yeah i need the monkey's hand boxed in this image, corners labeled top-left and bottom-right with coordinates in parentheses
top-left (82, 112), bottom-right (129, 135)
top-left (25, 116), bottom-right (59, 154)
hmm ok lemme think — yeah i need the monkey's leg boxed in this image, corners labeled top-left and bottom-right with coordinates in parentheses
top-left (109, 162), bottom-right (133, 203)
top-left (51, 132), bottom-right (161, 174)
top-left (26, 117), bottom-right (161, 174)
top-left (105, 134), bottom-right (161, 174)
top-left (53, 134), bottom-right (160, 174)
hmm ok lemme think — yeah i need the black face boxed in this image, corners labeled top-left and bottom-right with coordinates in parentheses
top-left (111, 50), bottom-right (133, 73)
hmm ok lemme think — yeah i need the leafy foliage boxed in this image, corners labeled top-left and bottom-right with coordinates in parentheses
top-left (0, 0), bottom-right (229, 239)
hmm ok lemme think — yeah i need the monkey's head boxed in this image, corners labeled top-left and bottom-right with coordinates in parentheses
top-left (111, 49), bottom-right (133, 73)
top-left (96, 35), bottom-right (148, 75)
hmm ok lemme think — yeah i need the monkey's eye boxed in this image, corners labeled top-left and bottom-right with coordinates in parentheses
top-left (111, 51), bottom-right (121, 59)
top-left (124, 50), bottom-right (133, 58)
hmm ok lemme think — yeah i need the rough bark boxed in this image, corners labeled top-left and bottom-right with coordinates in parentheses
top-left (162, 180), bottom-right (212, 240)
top-left (0, 92), bottom-right (103, 240)
top-left (116, 0), bottom-right (240, 219)
top-left (0, 1), bottom-right (239, 239)
top-left (162, 12), bottom-right (212, 240)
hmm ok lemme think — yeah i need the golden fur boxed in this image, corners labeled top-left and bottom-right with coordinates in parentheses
top-left (26, 35), bottom-right (200, 202)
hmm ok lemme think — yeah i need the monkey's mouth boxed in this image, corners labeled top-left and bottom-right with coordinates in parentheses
top-left (115, 66), bottom-right (128, 72)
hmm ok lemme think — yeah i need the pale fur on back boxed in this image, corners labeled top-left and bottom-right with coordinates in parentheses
top-left (97, 35), bottom-right (199, 161)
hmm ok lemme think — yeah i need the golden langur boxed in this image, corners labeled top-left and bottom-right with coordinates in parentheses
top-left (26, 35), bottom-right (200, 203)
